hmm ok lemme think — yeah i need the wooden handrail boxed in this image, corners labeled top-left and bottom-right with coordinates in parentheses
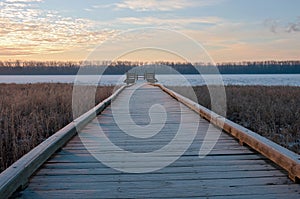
top-left (154, 83), bottom-right (300, 183)
top-left (0, 85), bottom-right (127, 199)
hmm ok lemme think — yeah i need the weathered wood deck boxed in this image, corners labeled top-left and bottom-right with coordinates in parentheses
top-left (16, 84), bottom-right (300, 198)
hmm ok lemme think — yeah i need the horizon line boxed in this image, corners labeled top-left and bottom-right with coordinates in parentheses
top-left (1, 59), bottom-right (300, 65)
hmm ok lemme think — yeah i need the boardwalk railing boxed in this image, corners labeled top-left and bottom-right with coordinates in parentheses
top-left (154, 83), bottom-right (300, 183)
top-left (0, 85), bottom-right (127, 199)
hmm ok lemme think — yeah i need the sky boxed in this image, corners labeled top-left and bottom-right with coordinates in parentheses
top-left (0, 0), bottom-right (300, 63)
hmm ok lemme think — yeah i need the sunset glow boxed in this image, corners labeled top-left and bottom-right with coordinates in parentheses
top-left (0, 0), bottom-right (300, 62)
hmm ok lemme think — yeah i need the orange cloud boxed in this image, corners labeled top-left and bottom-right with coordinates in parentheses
top-left (0, 1), bottom-right (117, 60)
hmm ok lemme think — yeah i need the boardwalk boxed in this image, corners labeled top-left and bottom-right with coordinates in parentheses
top-left (18, 84), bottom-right (300, 198)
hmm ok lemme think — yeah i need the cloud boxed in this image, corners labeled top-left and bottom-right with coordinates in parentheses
top-left (286, 17), bottom-right (300, 33)
top-left (92, 4), bottom-right (115, 9)
top-left (183, 19), bottom-right (300, 62)
top-left (264, 19), bottom-right (278, 33)
top-left (117, 16), bottom-right (223, 28)
top-left (264, 17), bottom-right (300, 33)
top-left (0, 46), bottom-right (36, 56)
top-left (114, 0), bottom-right (220, 11)
top-left (5, 0), bottom-right (43, 3)
top-left (0, 1), bottom-right (118, 56)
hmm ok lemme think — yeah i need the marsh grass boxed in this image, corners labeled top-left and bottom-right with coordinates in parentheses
top-left (170, 85), bottom-right (300, 154)
top-left (0, 83), bottom-right (114, 172)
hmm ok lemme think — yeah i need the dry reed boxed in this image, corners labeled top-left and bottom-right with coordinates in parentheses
top-left (0, 83), bottom-right (114, 172)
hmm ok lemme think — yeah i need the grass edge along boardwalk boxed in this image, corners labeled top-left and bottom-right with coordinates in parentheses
top-left (1, 83), bottom-right (300, 198)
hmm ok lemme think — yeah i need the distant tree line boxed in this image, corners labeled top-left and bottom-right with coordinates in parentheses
top-left (0, 60), bottom-right (299, 75)
top-left (214, 60), bottom-right (300, 74)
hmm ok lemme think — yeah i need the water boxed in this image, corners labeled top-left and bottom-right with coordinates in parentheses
top-left (158, 74), bottom-right (300, 86)
top-left (0, 74), bottom-right (300, 86)
top-left (0, 75), bottom-right (123, 85)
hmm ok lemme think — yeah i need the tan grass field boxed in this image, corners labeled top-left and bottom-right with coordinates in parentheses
top-left (0, 83), bottom-right (114, 172)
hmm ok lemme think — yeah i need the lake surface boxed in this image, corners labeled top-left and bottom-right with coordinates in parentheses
top-left (0, 74), bottom-right (300, 86)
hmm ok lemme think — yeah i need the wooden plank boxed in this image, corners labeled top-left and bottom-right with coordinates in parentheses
top-left (34, 165), bottom-right (282, 177)
top-left (19, 183), bottom-right (300, 198)
top-left (19, 190), bottom-right (300, 199)
top-left (56, 147), bottom-right (257, 155)
top-left (33, 173), bottom-right (288, 187)
top-left (23, 179), bottom-right (300, 193)
top-left (40, 160), bottom-right (277, 170)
